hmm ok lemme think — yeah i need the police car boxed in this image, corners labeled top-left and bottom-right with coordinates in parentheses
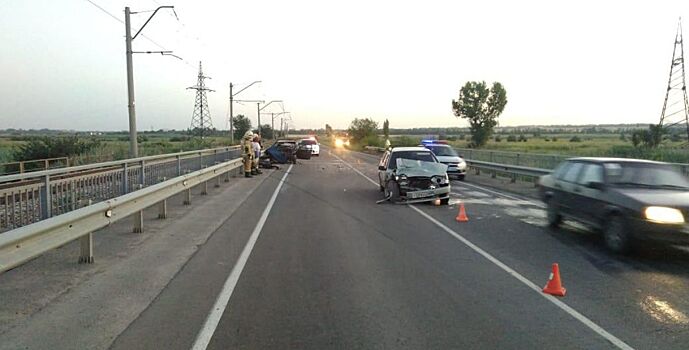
top-left (421, 140), bottom-right (467, 180)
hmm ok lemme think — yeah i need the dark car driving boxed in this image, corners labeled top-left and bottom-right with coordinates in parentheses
top-left (538, 157), bottom-right (689, 253)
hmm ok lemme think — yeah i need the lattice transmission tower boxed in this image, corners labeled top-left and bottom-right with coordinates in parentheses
top-left (187, 61), bottom-right (215, 138)
top-left (658, 18), bottom-right (689, 141)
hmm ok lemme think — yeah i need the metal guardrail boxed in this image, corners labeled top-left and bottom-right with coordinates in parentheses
top-left (363, 146), bottom-right (386, 152)
top-left (454, 148), bottom-right (567, 170)
top-left (465, 160), bottom-right (551, 183)
top-left (363, 145), bottom-right (689, 182)
top-left (0, 157), bottom-right (243, 273)
top-left (362, 145), bottom-right (550, 182)
top-left (0, 146), bottom-right (241, 233)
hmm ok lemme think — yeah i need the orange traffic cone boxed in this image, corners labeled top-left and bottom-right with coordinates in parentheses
top-left (455, 202), bottom-right (469, 222)
top-left (542, 263), bottom-right (566, 297)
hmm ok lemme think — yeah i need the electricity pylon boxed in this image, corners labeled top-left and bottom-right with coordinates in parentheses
top-left (188, 61), bottom-right (215, 138)
top-left (658, 18), bottom-right (689, 142)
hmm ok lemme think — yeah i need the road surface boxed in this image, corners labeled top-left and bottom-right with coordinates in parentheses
top-left (104, 146), bottom-right (689, 349)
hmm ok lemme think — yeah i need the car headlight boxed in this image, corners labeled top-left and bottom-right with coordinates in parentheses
top-left (644, 206), bottom-right (685, 224)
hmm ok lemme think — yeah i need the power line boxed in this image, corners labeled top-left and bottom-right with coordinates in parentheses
top-left (82, 0), bottom-right (169, 52)
top-left (84, 0), bottom-right (123, 24)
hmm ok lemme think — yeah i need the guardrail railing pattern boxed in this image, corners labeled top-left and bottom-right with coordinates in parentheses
top-left (0, 157), bottom-right (244, 273)
top-left (0, 147), bottom-right (240, 233)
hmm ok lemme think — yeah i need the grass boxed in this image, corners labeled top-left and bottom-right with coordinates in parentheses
top-left (0, 133), bottom-right (238, 167)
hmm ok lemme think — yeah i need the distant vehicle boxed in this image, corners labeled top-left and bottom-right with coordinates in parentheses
top-left (377, 147), bottom-right (450, 204)
top-left (421, 141), bottom-right (467, 180)
top-left (299, 138), bottom-right (320, 156)
top-left (538, 157), bottom-right (689, 253)
top-left (271, 139), bottom-right (298, 164)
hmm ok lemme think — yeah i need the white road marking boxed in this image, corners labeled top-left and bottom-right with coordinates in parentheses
top-left (454, 180), bottom-right (534, 203)
top-left (191, 165), bottom-right (293, 350)
top-left (336, 155), bottom-right (634, 350)
top-left (331, 152), bottom-right (379, 186)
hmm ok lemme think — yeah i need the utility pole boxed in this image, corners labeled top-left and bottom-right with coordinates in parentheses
top-left (257, 102), bottom-right (261, 136)
top-left (228, 81), bottom-right (261, 144)
top-left (229, 83), bottom-right (234, 143)
top-left (257, 100), bottom-right (282, 137)
top-left (124, 7), bottom-right (137, 157)
top-left (124, 5), bottom-right (177, 158)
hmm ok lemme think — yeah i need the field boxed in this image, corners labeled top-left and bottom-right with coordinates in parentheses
top-left (0, 131), bottom-right (237, 170)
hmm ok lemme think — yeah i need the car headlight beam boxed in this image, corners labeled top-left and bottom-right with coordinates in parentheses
top-left (644, 206), bottom-right (685, 224)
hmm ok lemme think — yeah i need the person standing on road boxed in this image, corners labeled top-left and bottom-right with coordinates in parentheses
top-left (384, 138), bottom-right (391, 150)
top-left (252, 136), bottom-right (262, 175)
top-left (242, 131), bottom-right (254, 178)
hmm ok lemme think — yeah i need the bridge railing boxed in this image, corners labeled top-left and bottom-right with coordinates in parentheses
top-left (0, 146), bottom-right (241, 233)
top-left (0, 157), bottom-right (244, 273)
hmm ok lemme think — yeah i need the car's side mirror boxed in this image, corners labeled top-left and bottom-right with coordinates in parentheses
top-left (587, 181), bottom-right (605, 190)
top-left (378, 165), bottom-right (386, 171)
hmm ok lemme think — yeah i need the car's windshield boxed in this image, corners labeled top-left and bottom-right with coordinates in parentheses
top-left (605, 162), bottom-right (689, 189)
top-left (300, 140), bottom-right (317, 145)
top-left (426, 146), bottom-right (458, 157)
top-left (388, 151), bottom-right (436, 169)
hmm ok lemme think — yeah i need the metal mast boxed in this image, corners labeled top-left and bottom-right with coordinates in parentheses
top-left (658, 18), bottom-right (689, 141)
top-left (188, 61), bottom-right (215, 138)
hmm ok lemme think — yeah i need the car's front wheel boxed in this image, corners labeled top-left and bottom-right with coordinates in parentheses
top-left (546, 198), bottom-right (562, 228)
top-left (603, 215), bottom-right (632, 253)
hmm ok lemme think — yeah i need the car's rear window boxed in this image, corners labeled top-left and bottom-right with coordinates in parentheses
top-left (301, 140), bottom-right (317, 145)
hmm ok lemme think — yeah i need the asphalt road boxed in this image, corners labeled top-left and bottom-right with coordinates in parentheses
top-left (111, 146), bottom-right (689, 350)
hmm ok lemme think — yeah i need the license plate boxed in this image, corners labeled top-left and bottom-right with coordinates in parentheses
top-left (408, 190), bottom-right (434, 199)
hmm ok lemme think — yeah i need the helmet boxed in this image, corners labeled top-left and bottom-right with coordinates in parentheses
top-left (243, 131), bottom-right (254, 140)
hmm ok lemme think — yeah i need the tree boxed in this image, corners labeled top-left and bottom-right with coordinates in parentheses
top-left (12, 136), bottom-right (101, 167)
top-left (452, 81), bottom-right (507, 147)
top-left (325, 124), bottom-right (333, 137)
top-left (383, 119), bottom-right (390, 139)
top-left (347, 118), bottom-right (379, 143)
top-left (232, 114), bottom-right (252, 141)
top-left (631, 130), bottom-right (643, 147)
top-left (260, 124), bottom-right (273, 139)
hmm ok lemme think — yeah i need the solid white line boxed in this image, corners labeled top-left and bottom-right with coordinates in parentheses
top-left (409, 206), bottom-right (633, 350)
top-left (335, 155), bottom-right (634, 350)
top-left (191, 165), bottom-right (293, 350)
top-left (454, 180), bottom-right (529, 202)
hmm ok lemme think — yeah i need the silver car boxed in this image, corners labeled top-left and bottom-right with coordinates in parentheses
top-left (377, 147), bottom-right (451, 204)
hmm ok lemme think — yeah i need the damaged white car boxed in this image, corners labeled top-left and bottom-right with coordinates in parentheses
top-left (377, 147), bottom-right (451, 204)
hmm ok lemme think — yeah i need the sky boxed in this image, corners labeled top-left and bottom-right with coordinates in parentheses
top-left (0, 0), bottom-right (687, 131)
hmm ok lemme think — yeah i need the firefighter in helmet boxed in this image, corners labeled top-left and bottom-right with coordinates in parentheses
top-left (242, 131), bottom-right (255, 178)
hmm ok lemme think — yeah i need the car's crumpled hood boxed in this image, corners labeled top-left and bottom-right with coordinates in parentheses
top-left (395, 159), bottom-right (447, 177)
